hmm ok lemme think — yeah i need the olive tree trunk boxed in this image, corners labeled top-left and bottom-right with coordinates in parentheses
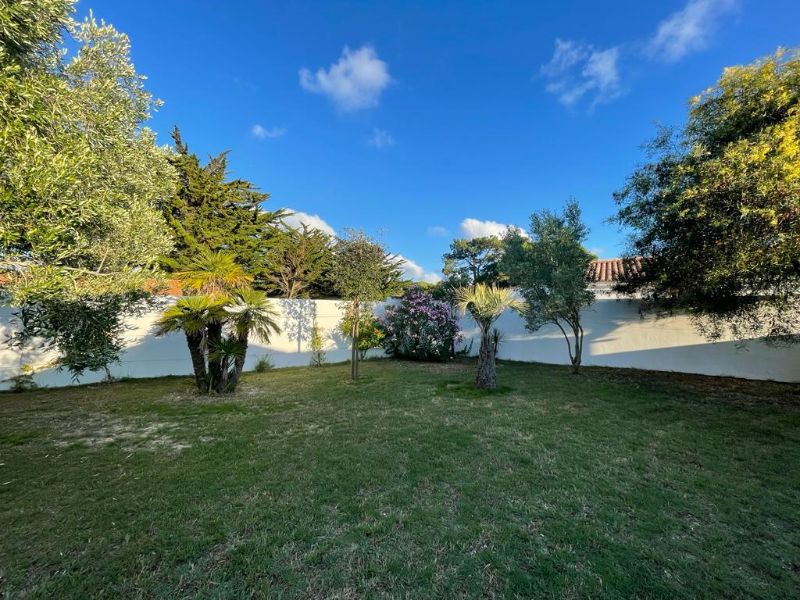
top-left (476, 327), bottom-right (497, 389)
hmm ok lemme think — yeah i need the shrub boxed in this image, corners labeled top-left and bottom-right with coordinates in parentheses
top-left (254, 354), bottom-right (273, 373)
top-left (309, 324), bottom-right (327, 367)
top-left (339, 310), bottom-right (385, 360)
top-left (380, 286), bottom-right (462, 361)
top-left (4, 364), bottom-right (38, 392)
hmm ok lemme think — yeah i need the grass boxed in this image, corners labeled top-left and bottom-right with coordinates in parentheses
top-left (1, 359), bottom-right (799, 598)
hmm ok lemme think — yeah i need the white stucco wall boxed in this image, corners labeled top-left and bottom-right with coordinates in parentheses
top-left (2, 294), bottom-right (799, 390)
top-left (0, 299), bottom-right (388, 391)
top-left (458, 294), bottom-right (800, 382)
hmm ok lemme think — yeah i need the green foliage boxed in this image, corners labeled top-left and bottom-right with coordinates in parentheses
top-left (503, 200), bottom-right (594, 373)
top-left (0, 0), bottom-right (74, 66)
top-left (329, 230), bottom-right (405, 379)
top-left (0, 4), bottom-right (177, 377)
top-left (253, 354), bottom-right (273, 373)
top-left (442, 236), bottom-right (505, 287)
top-left (265, 223), bottom-right (333, 298)
top-left (156, 286), bottom-right (280, 394)
top-left (172, 249), bottom-right (252, 297)
top-left (3, 363), bottom-right (38, 392)
top-left (614, 49), bottom-right (800, 343)
top-left (162, 128), bottom-right (284, 279)
top-left (329, 230), bottom-right (405, 305)
top-left (455, 284), bottom-right (524, 333)
top-left (11, 292), bottom-right (155, 380)
top-left (1, 11), bottom-right (176, 298)
top-left (339, 310), bottom-right (385, 359)
top-left (309, 323), bottom-right (327, 366)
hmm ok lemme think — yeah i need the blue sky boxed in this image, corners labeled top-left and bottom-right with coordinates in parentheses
top-left (81, 0), bottom-right (799, 282)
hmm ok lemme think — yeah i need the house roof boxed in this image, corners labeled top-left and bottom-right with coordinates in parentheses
top-left (586, 258), bottom-right (644, 283)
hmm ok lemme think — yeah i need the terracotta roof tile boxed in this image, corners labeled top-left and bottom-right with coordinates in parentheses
top-left (586, 258), bottom-right (643, 283)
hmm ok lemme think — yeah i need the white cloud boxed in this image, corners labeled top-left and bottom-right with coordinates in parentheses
top-left (368, 128), bottom-right (394, 148)
top-left (542, 39), bottom-right (622, 108)
top-left (427, 225), bottom-right (449, 237)
top-left (459, 218), bottom-right (525, 241)
top-left (397, 255), bottom-right (442, 283)
top-left (281, 209), bottom-right (336, 236)
top-left (251, 124), bottom-right (286, 139)
top-left (649, 0), bottom-right (738, 63)
top-left (299, 45), bottom-right (391, 111)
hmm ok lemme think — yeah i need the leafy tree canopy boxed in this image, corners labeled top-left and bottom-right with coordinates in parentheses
top-left (162, 128), bottom-right (285, 282)
top-left (1, 2), bottom-right (177, 379)
top-left (614, 49), bottom-right (800, 342)
top-left (442, 236), bottom-right (505, 288)
top-left (264, 223), bottom-right (333, 298)
top-left (329, 230), bottom-right (405, 379)
top-left (1, 5), bottom-right (176, 302)
top-left (503, 201), bottom-right (594, 372)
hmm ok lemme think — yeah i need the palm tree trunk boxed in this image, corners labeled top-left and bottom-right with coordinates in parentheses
top-left (185, 331), bottom-right (208, 393)
top-left (227, 333), bottom-right (248, 392)
top-left (476, 327), bottom-right (497, 389)
top-left (207, 321), bottom-right (224, 393)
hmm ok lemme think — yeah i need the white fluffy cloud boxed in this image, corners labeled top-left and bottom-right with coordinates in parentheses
top-left (397, 255), bottom-right (442, 284)
top-left (459, 218), bottom-right (524, 240)
top-left (281, 209), bottom-right (336, 236)
top-left (649, 0), bottom-right (738, 63)
top-left (299, 45), bottom-right (391, 111)
top-left (251, 124), bottom-right (286, 139)
top-left (541, 39), bottom-right (622, 108)
top-left (368, 128), bottom-right (394, 148)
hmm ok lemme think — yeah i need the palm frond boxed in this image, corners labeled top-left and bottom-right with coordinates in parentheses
top-left (455, 284), bottom-right (525, 328)
top-left (155, 295), bottom-right (224, 336)
top-left (174, 250), bottom-right (252, 296)
top-left (224, 289), bottom-right (282, 343)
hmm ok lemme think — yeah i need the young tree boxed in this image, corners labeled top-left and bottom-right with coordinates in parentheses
top-left (442, 237), bottom-right (505, 287)
top-left (455, 284), bottom-right (524, 390)
top-left (265, 223), bottom-right (333, 298)
top-left (503, 201), bottom-right (594, 373)
top-left (328, 231), bottom-right (404, 380)
top-left (1, 5), bottom-right (177, 378)
top-left (614, 49), bottom-right (800, 343)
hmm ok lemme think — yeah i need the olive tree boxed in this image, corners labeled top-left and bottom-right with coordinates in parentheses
top-left (503, 201), bottom-right (594, 373)
top-left (328, 231), bottom-right (404, 380)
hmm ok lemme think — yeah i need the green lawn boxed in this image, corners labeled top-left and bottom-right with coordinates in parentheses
top-left (1, 360), bottom-right (799, 599)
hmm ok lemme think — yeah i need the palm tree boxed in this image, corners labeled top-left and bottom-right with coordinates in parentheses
top-left (174, 249), bottom-right (252, 297)
top-left (223, 289), bottom-right (281, 392)
top-left (455, 284), bottom-right (525, 389)
top-left (156, 296), bottom-right (225, 393)
top-left (170, 249), bottom-right (254, 392)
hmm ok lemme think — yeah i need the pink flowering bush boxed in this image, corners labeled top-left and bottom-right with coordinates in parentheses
top-left (380, 286), bottom-right (461, 361)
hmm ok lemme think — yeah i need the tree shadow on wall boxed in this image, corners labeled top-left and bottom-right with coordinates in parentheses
top-left (282, 299), bottom-right (316, 353)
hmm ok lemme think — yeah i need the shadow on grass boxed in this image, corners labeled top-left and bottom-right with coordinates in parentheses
top-left (435, 379), bottom-right (514, 399)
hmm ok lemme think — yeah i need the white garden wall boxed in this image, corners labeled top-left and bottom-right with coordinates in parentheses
top-left (462, 294), bottom-right (800, 382)
top-left (2, 294), bottom-right (799, 391)
top-left (0, 299), bottom-right (389, 391)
